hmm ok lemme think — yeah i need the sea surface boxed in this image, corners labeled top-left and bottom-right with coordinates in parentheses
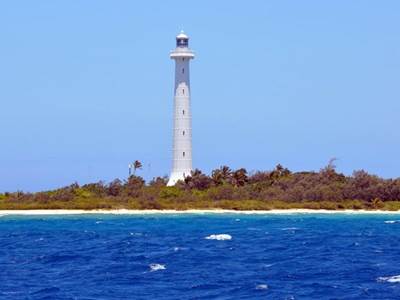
top-left (1, 213), bottom-right (400, 299)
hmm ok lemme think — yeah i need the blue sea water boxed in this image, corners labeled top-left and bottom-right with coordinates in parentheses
top-left (1, 213), bottom-right (400, 299)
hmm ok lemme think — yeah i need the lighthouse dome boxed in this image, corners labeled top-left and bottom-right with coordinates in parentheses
top-left (176, 31), bottom-right (189, 47)
top-left (176, 31), bottom-right (188, 39)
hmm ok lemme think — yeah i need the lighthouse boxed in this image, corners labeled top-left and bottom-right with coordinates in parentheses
top-left (167, 31), bottom-right (195, 186)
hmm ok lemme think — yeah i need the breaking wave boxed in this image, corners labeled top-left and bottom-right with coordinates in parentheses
top-left (205, 234), bottom-right (232, 240)
top-left (255, 284), bottom-right (268, 290)
top-left (149, 263), bottom-right (166, 272)
top-left (377, 275), bottom-right (400, 283)
top-left (281, 227), bottom-right (300, 231)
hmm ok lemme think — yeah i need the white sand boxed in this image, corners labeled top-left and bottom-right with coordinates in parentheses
top-left (0, 209), bottom-right (400, 215)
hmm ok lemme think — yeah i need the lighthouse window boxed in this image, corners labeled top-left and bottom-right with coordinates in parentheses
top-left (182, 89), bottom-right (185, 95)
top-left (183, 130), bottom-right (185, 136)
top-left (182, 110), bottom-right (185, 115)
top-left (183, 152), bottom-right (185, 157)
top-left (182, 68), bottom-right (184, 74)
top-left (177, 39), bottom-right (188, 47)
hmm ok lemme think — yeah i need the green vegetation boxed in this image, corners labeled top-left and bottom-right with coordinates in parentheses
top-left (1, 161), bottom-right (400, 210)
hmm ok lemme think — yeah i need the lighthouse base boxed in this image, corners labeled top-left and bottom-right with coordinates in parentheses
top-left (167, 171), bottom-right (191, 186)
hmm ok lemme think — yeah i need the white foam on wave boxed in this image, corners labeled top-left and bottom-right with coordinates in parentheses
top-left (281, 227), bottom-right (300, 231)
top-left (130, 232), bottom-right (142, 236)
top-left (377, 275), bottom-right (400, 283)
top-left (149, 263), bottom-right (166, 272)
top-left (384, 220), bottom-right (400, 224)
top-left (255, 284), bottom-right (268, 290)
top-left (205, 234), bottom-right (232, 240)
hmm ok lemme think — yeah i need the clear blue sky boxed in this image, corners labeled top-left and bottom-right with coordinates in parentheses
top-left (1, 1), bottom-right (399, 192)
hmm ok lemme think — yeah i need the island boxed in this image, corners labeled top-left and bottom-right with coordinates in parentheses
top-left (1, 162), bottom-right (400, 211)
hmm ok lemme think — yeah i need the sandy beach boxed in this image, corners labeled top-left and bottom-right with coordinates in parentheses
top-left (1, 209), bottom-right (400, 215)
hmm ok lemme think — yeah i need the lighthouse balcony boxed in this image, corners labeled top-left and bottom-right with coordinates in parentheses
top-left (170, 48), bottom-right (195, 59)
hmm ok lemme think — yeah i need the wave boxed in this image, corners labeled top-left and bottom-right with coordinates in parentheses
top-left (384, 220), bottom-right (400, 224)
top-left (149, 263), bottom-right (166, 272)
top-left (281, 227), bottom-right (300, 231)
top-left (255, 284), bottom-right (268, 290)
top-left (130, 232), bottom-right (143, 236)
top-left (205, 234), bottom-right (232, 240)
top-left (377, 275), bottom-right (400, 283)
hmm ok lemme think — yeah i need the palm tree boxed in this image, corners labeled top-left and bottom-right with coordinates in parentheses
top-left (211, 169), bottom-right (224, 186)
top-left (270, 164), bottom-right (291, 180)
top-left (184, 169), bottom-right (212, 190)
top-left (232, 168), bottom-right (248, 187)
top-left (211, 165), bottom-right (232, 186)
top-left (220, 165), bottom-right (232, 181)
top-left (190, 169), bottom-right (202, 177)
top-left (133, 160), bottom-right (142, 175)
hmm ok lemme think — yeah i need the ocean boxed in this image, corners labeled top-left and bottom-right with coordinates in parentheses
top-left (1, 213), bottom-right (400, 299)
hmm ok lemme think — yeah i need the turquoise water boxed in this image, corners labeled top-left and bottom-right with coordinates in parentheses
top-left (1, 213), bottom-right (400, 299)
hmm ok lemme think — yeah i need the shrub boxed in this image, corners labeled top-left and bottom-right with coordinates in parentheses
top-left (159, 187), bottom-right (182, 199)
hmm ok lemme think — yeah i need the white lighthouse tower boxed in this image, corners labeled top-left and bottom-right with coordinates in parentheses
top-left (167, 31), bottom-right (195, 186)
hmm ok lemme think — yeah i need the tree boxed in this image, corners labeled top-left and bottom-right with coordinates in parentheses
top-left (149, 176), bottom-right (168, 187)
top-left (317, 158), bottom-right (345, 186)
top-left (344, 170), bottom-right (381, 201)
top-left (183, 169), bottom-right (212, 190)
top-left (211, 165), bottom-right (232, 186)
top-left (124, 175), bottom-right (145, 197)
top-left (211, 169), bottom-right (224, 186)
top-left (232, 168), bottom-right (248, 187)
top-left (325, 158), bottom-right (337, 172)
top-left (133, 160), bottom-right (142, 174)
top-left (108, 179), bottom-right (123, 196)
top-left (220, 166), bottom-right (232, 181)
top-left (270, 164), bottom-right (291, 181)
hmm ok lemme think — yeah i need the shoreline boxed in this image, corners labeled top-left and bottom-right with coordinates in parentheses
top-left (1, 209), bottom-right (400, 215)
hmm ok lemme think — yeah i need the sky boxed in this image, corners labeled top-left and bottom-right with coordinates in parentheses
top-left (0, 1), bottom-right (399, 192)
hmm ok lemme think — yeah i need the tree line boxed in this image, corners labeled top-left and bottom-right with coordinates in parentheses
top-left (1, 161), bottom-right (400, 210)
